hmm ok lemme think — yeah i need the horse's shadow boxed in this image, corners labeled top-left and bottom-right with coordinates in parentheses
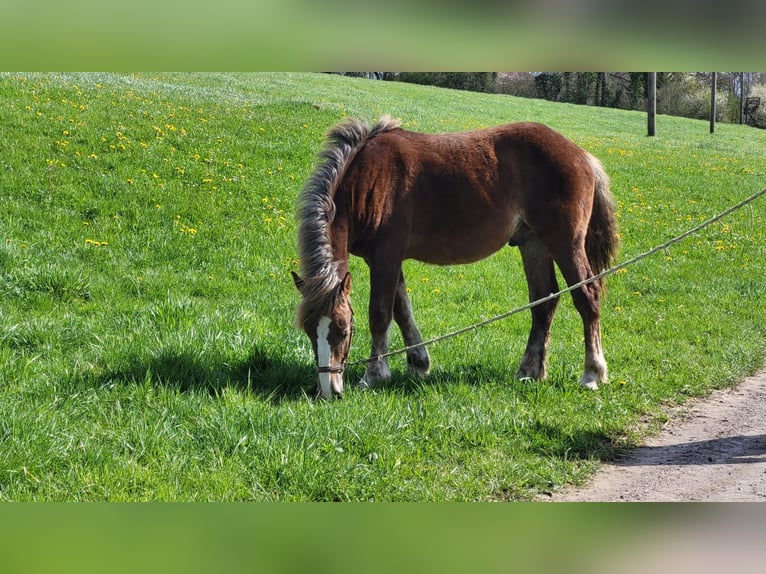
top-left (98, 345), bottom-right (317, 403)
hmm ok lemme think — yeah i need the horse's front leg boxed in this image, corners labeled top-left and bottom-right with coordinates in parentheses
top-left (393, 271), bottom-right (430, 377)
top-left (359, 259), bottom-right (401, 390)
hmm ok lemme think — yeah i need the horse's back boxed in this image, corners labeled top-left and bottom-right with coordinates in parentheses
top-left (344, 121), bottom-right (594, 265)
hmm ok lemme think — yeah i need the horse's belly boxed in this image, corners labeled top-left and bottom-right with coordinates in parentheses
top-left (406, 217), bottom-right (518, 265)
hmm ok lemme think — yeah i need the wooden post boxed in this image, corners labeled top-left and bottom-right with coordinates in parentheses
top-left (647, 72), bottom-right (656, 136)
top-left (740, 72), bottom-right (745, 125)
top-left (710, 72), bottom-right (717, 134)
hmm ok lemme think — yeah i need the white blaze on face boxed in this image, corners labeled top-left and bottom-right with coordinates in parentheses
top-left (317, 316), bottom-right (332, 397)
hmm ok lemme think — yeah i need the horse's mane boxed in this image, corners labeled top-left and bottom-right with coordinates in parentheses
top-left (295, 115), bottom-right (401, 329)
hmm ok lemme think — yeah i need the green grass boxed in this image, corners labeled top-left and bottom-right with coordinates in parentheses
top-left (1, 72), bottom-right (765, 500)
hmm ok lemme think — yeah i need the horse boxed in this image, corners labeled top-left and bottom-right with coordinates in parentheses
top-left (292, 116), bottom-right (619, 398)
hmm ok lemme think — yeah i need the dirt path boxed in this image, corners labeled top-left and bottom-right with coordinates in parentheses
top-left (550, 368), bottom-right (766, 502)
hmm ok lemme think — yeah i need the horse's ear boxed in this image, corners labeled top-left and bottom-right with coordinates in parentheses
top-left (291, 271), bottom-right (304, 292)
top-left (340, 272), bottom-right (352, 296)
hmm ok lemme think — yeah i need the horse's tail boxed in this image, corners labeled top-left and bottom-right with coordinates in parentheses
top-left (584, 152), bottom-right (619, 287)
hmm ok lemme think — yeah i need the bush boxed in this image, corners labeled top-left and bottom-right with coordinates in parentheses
top-left (657, 75), bottom-right (727, 121)
top-left (494, 72), bottom-right (538, 98)
top-left (747, 84), bottom-right (766, 128)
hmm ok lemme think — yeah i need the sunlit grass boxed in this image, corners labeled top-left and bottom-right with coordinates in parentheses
top-left (1, 72), bottom-right (765, 500)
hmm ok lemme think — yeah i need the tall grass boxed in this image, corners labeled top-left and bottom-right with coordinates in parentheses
top-left (1, 72), bottom-right (765, 500)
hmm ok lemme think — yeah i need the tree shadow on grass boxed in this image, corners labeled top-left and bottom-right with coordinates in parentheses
top-left (530, 421), bottom-right (618, 463)
top-left (95, 344), bottom-right (318, 403)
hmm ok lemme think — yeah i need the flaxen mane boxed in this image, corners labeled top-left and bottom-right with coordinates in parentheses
top-left (295, 115), bottom-right (401, 330)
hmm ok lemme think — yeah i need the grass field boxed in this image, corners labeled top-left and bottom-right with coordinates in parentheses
top-left (1, 72), bottom-right (765, 501)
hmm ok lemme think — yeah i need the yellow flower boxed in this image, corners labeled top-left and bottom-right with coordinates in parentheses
top-left (85, 239), bottom-right (108, 247)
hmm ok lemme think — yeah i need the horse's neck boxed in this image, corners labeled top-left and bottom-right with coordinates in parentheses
top-left (330, 210), bottom-right (350, 278)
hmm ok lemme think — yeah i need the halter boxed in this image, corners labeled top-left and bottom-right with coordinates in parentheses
top-left (315, 314), bottom-right (354, 377)
top-left (317, 364), bottom-right (346, 374)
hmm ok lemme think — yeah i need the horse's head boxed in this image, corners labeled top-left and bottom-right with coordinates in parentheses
top-left (292, 271), bottom-right (354, 398)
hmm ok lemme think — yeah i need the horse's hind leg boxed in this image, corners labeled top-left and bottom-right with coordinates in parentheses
top-left (552, 247), bottom-right (608, 390)
top-left (393, 271), bottom-right (430, 376)
top-left (517, 238), bottom-right (559, 380)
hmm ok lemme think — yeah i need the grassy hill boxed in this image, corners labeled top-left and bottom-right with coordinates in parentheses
top-left (1, 72), bottom-right (765, 500)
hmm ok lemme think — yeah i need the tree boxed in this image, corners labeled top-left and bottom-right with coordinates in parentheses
top-left (533, 73), bottom-right (563, 101)
top-left (395, 73), bottom-right (497, 93)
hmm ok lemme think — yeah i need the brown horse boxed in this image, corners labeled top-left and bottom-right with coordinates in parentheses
top-left (292, 116), bottom-right (618, 398)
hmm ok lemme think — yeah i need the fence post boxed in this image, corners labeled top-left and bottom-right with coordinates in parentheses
top-left (647, 72), bottom-right (656, 136)
top-left (710, 72), bottom-right (717, 134)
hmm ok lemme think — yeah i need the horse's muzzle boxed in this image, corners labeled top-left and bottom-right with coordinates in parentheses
top-left (316, 364), bottom-right (345, 398)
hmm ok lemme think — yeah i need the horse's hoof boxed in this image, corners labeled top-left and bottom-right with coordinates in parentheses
top-left (579, 373), bottom-right (600, 390)
top-left (358, 377), bottom-right (372, 390)
top-left (516, 368), bottom-right (545, 381)
top-left (407, 365), bottom-right (430, 378)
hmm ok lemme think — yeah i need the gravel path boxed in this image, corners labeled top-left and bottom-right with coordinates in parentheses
top-left (551, 368), bottom-right (766, 501)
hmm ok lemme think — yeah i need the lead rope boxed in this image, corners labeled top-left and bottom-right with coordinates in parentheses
top-left (347, 186), bottom-right (766, 368)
